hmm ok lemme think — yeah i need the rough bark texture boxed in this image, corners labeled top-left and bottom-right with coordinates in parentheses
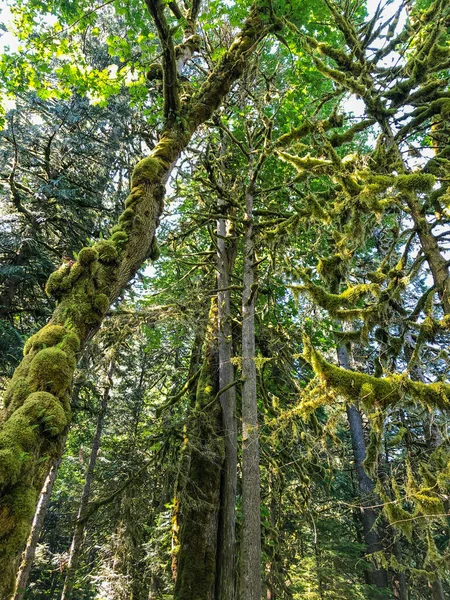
top-left (216, 199), bottom-right (238, 600)
top-left (0, 5), bottom-right (270, 595)
top-left (337, 344), bottom-right (388, 590)
top-left (173, 303), bottom-right (225, 600)
top-left (13, 451), bottom-right (63, 600)
top-left (239, 176), bottom-right (261, 600)
top-left (60, 359), bottom-right (114, 600)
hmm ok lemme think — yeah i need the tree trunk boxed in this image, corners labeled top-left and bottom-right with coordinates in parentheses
top-left (239, 171), bottom-right (261, 600)
top-left (337, 344), bottom-right (388, 590)
top-left (173, 302), bottom-right (225, 600)
top-left (60, 358), bottom-right (114, 600)
top-left (0, 8), bottom-right (270, 595)
top-left (13, 449), bottom-right (64, 600)
top-left (216, 196), bottom-right (238, 600)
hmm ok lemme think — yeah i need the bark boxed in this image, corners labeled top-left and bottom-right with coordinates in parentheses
top-left (431, 579), bottom-right (446, 600)
top-left (239, 169), bottom-right (261, 600)
top-left (173, 302), bottom-right (225, 600)
top-left (391, 541), bottom-right (407, 600)
top-left (337, 344), bottom-right (388, 590)
top-left (13, 450), bottom-right (63, 600)
top-left (216, 197), bottom-right (238, 600)
top-left (0, 6), bottom-right (272, 596)
top-left (60, 358), bottom-right (114, 600)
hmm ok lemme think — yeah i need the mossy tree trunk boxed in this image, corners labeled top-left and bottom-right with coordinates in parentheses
top-left (60, 358), bottom-right (114, 600)
top-left (173, 302), bottom-right (225, 600)
top-left (0, 4), bottom-right (272, 596)
top-left (239, 163), bottom-right (262, 600)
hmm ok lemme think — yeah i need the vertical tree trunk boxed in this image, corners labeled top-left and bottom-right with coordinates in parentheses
top-left (13, 449), bottom-right (64, 600)
top-left (60, 358), bottom-right (114, 600)
top-left (239, 172), bottom-right (261, 600)
top-left (173, 302), bottom-right (225, 600)
top-left (337, 344), bottom-right (388, 590)
top-left (216, 196), bottom-right (238, 600)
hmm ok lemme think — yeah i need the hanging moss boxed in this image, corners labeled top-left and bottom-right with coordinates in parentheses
top-left (296, 275), bottom-right (380, 316)
top-left (396, 173), bottom-right (436, 192)
top-left (302, 335), bottom-right (450, 410)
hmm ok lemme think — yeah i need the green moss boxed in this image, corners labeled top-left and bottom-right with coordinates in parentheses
top-left (3, 378), bottom-right (30, 410)
top-left (149, 236), bottom-right (161, 261)
top-left (93, 293), bottom-right (109, 313)
top-left (146, 62), bottom-right (163, 81)
top-left (23, 324), bottom-right (66, 355)
top-left (303, 335), bottom-right (450, 410)
top-left (396, 173), bottom-right (436, 192)
top-left (118, 207), bottom-right (135, 225)
top-left (111, 231), bottom-right (128, 246)
top-left (27, 347), bottom-right (74, 398)
top-left (131, 157), bottom-right (161, 187)
top-left (298, 277), bottom-right (379, 316)
top-left (93, 240), bottom-right (118, 264)
top-left (77, 247), bottom-right (98, 266)
top-left (45, 266), bottom-right (71, 298)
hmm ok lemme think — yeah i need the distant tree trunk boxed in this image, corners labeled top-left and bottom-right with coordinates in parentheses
top-left (173, 302), bottom-right (225, 600)
top-left (404, 334), bottom-right (445, 600)
top-left (216, 194), bottom-right (238, 600)
top-left (13, 448), bottom-right (64, 600)
top-left (337, 344), bottom-right (388, 590)
top-left (60, 358), bottom-right (114, 600)
top-left (239, 169), bottom-right (261, 600)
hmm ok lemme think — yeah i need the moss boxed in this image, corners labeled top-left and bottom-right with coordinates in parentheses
top-left (23, 324), bottom-right (66, 355)
top-left (131, 157), bottom-right (161, 187)
top-left (58, 331), bottom-right (81, 356)
top-left (299, 277), bottom-right (379, 316)
top-left (118, 207), bottom-right (135, 225)
top-left (27, 347), bottom-right (74, 398)
top-left (146, 62), bottom-right (163, 81)
top-left (302, 335), bottom-right (450, 410)
top-left (93, 293), bottom-right (109, 314)
top-left (396, 173), bottom-right (436, 192)
top-left (92, 240), bottom-right (118, 264)
top-left (77, 247), bottom-right (98, 266)
top-left (111, 231), bottom-right (128, 246)
top-left (3, 378), bottom-right (30, 410)
top-left (45, 265), bottom-right (71, 298)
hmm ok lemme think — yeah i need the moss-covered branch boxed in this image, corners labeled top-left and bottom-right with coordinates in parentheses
top-left (302, 335), bottom-right (450, 411)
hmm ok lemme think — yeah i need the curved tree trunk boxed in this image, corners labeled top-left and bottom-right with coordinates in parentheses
top-left (0, 7), bottom-right (270, 596)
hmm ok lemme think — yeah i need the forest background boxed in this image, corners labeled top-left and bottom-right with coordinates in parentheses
top-left (0, 0), bottom-right (450, 598)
